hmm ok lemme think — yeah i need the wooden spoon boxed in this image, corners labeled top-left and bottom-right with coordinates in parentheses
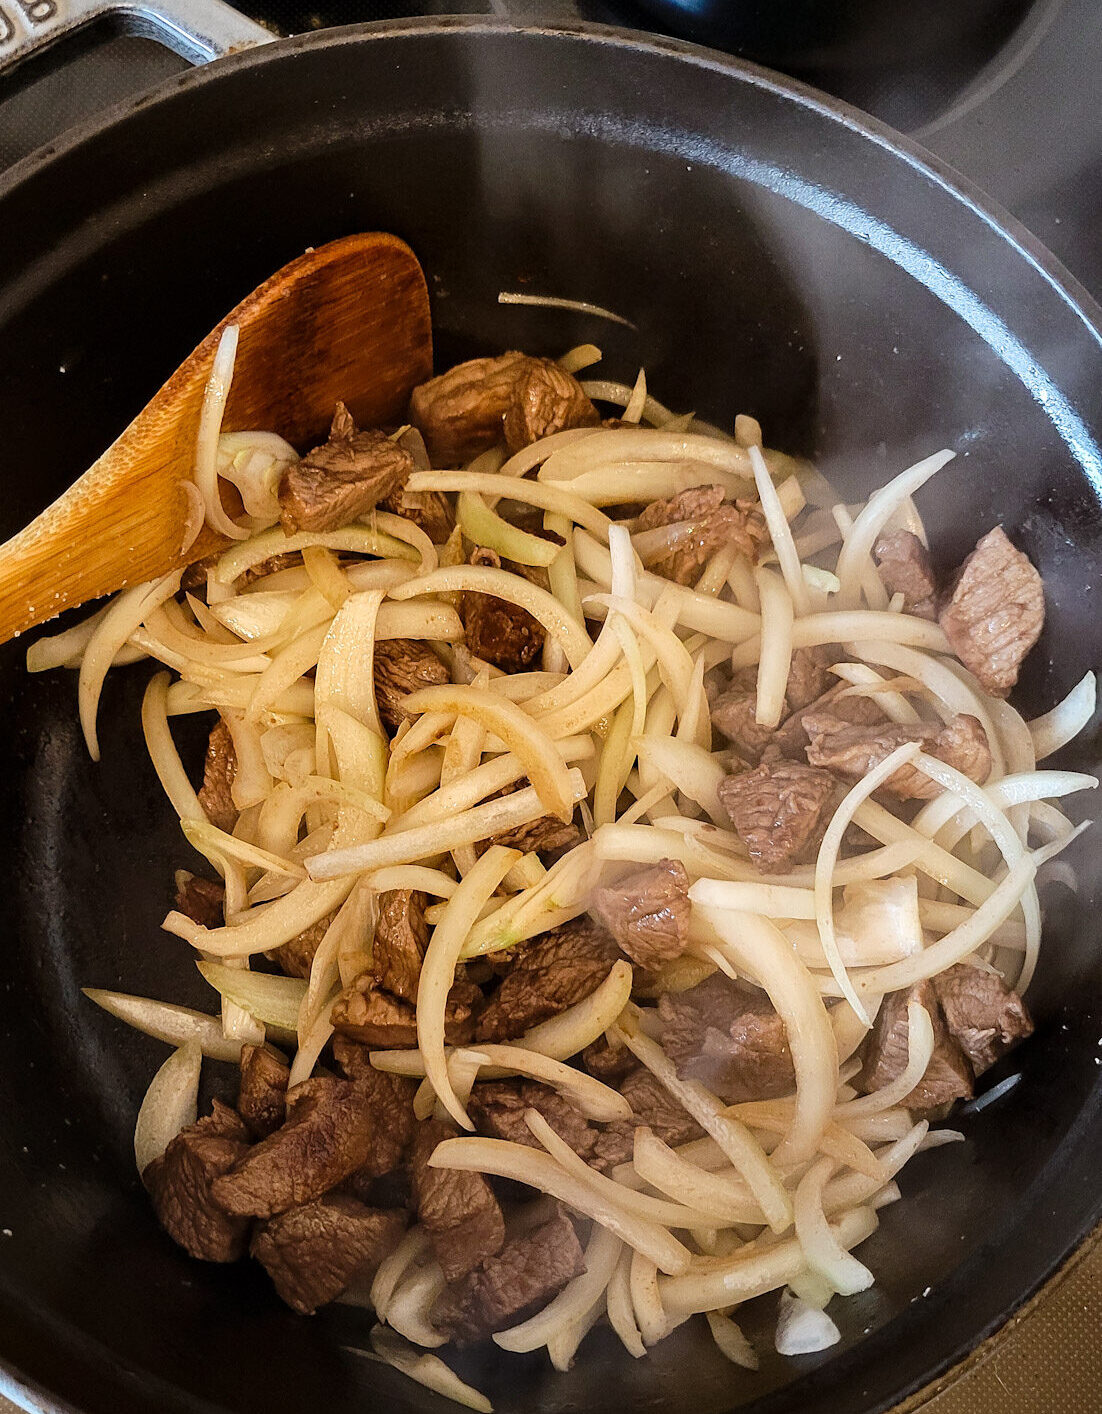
top-left (0, 231), bottom-right (433, 645)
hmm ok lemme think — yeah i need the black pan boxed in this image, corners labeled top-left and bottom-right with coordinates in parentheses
top-left (0, 17), bottom-right (1100, 1414)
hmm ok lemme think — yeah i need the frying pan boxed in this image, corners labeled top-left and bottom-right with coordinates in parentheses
top-left (1, 9), bottom-right (1101, 1414)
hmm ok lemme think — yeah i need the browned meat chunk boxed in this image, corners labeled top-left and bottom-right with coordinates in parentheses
top-left (932, 963), bottom-right (1033, 1076)
top-left (371, 889), bottom-right (429, 1002)
top-left (772, 684), bottom-right (885, 760)
top-left (709, 686), bottom-right (777, 762)
top-left (474, 918), bottom-right (622, 1043)
top-left (411, 1118), bottom-right (506, 1283)
top-left (488, 812), bottom-right (582, 857)
top-left (432, 1210), bottom-right (585, 1343)
top-left (211, 1076), bottom-right (373, 1219)
top-left (858, 981), bottom-right (974, 1113)
top-left (374, 639), bottom-right (449, 735)
top-left (784, 646), bottom-right (837, 712)
top-left (657, 974), bottom-right (795, 1105)
top-left (804, 711), bottom-right (991, 800)
top-left (582, 1035), bottom-right (636, 1087)
top-left (175, 871), bottom-right (225, 929)
top-left (331, 1035), bottom-right (419, 1178)
top-left (635, 485), bottom-right (766, 585)
top-left (278, 403), bottom-right (413, 535)
top-left (269, 909), bottom-right (338, 980)
top-left (468, 1080), bottom-right (602, 1165)
top-left (239, 551), bottom-right (303, 587)
top-left (718, 759), bottom-right (839, 872)
top-left (502, 359), bottom-right (599, 453)
top-left (590, 859), bottom-right (690, 969)
top-left (938, 526), bottom-right (1045, 696)
top-left (198, 718), bottom-right (237, 833)
top-left (379, 485), bottom-right (454, 543)
top-left (144, 1101), bottom-right (252, 1263)
top-left (409, 352), bottom-right (531, 464)
top-left (251, 1194), bottom-right (406, 1314)
top-left (461, 547), bottom-right (546, 673)
top-left (332, 974), bottom-right (481, 1049)
top-left (592, 1065), bottom-right (706, 1170)
top-left (237, 1044), bottom-right (290, 1139)
top-left (873, 530), bottom-right (938, 618)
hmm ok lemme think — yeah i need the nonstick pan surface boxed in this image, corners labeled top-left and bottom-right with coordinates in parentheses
top-left (0, 19), bottom-right (1100, 1414)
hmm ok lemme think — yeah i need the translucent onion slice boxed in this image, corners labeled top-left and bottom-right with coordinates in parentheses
top-left (197, 961), bottom-right (306, 1031)
top-left (775, 1291), bottom-right (841, 1356)
top-left (607, 1245), bottom-right (646, 1358)
top-left (454, 1045), bottom-right (631, 1122)
top-left (1029, 671), bottom-right (1097, 759)
top-left (793, 1157), bottom-right (875, 1296)
top-left (82, 987), bottom-right (253, 1062)
top-left (351, 1327), bottom-right (491, 1413)
top-left (705, 1311), bottom-right (759, 1369)
top-left (133, 1041), bottom-right (202, 1175)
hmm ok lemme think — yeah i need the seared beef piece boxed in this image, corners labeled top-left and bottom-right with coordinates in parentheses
top-left (590, 859), bottom-right (690, 969)
top-left (332, 974), bottom-right (481, 1049)
top-left (710, 686), bottom-right (777, 762)
top-left (211, 1076), bottom-right (374, 1219)
top-left (411, 1118), bottom-right (506, 1283)
top-left (718, 759), bottom-right (839, 873)
top-left (330, 1035), bottom-right (419, 1178)
top-left (374, 640), bottom-right (449, 734)
top-left (592, 1066), bottom-right (706, 1170)
top-left (175, 872), bottom-right (225, 929)
top-left (278, 402), bottom-right (413, 535)
top-left (938, 526), bottom-right (1045, 697)
top-left (635, 485), bottom-right (766, 585)
top-left (468, 1080), bottom-right (602, 1165)
top-left (858, 981), bottom-right (974, 1113)
top-left (657, 973), bottom-right (795, 1105)
top-left (198, 718), bottom-right (238, 833)
top-left (804, 711), bottom-right (991, 800)
top-left (932, 963), bottom-right (1033, 1076)
top-left (772, 684), bottom-right (885, 760)
top-left (582, 1035), bottom-right (636, 1087)
top-left (474, 918), bottom-right (622, 1043)
top-left (371, 889), bottom-right (429, 1002)
top-left (251, 1194), bottom-right (407, 1314)
top-left (488, 812), bottom-right (582, 857)
top-left (237, 1044), bottom-right (290, 1139)
top-left (379, 485), bottom-right (454, 543)
top-left (343, 1166), bottom-right (414, 1211)
top-left (873, 530), bottom-right (938, 619)
top-left (240, 551), bottom-right (303, 588)
top-left (461, 547), bottom-right (545, 673)
top-left (432, 1210), bottom-right (585, 1343)
top-left (503, 359), bottom-right (599, 454)
top-left (144, 1101), bottom-right (252, 1263)
top-left (409, 352), bottom-right (531, 464)
top-left (269, 909), bottom-right (339, 980)
top-left (784, 647), bottom-right (837, 713)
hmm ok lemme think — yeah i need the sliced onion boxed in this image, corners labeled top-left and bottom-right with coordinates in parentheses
top-left (83, 987), bottom-right (250, 1062)
top-left (775, 1290), bottom-right (841, 1356)
top-left (133, 1041), bottom-right (202, 1176)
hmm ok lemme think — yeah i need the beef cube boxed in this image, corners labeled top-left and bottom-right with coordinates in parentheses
top-left (710, 686), bottom-right (778, 762)
top-left (409, 352), bottom-right (532, 464)
top-left (858, 981), bottom-right (974, 1113)
top-left (717, 759), bottom-right (839, 872)
top-left (488, 812), bottom-right (582, 857)
top-left (938, 526), bottom-right (1045, 696)
top-left (461, 546), bottom-right (546, 673)
top-left (411, 1118), bottom-right (505, 1283)
top-left (474, 918), bottom-right (622, 1043)
top-left (635, 485), bottom-right (765, 585)
top-left (432, 1210), bottom-right (585, 1343)
top-left (331, 1035), bottom-right (419, 1177)
top-left (144, 1100), bottom-right (252, 1263)
top-left (591, 1065), bottom-right (706, 1170)
top-left (237, 1044), bottom-right (290, 1139)
top-left (174, 871), bottom-right (225, 929)
top-left (804, 711), bottom-right (992, 800)
top-left (582, 1035), bottom-right (636, 1087)
top-left (932, 963), bottom-right (1033, 1076)
top-left (772, 683), bottom-right (885, 760)
top-left (657, 973), bottom-right (795, 1105)
top-left (784, 647), bottom-right (838, 713)
top-left (198, 718), bottom-right (238, 833)
top-left (269, 908), bottom-right (338, 980)
top-left (590, 859), bottom-right (690, 969)
top-left (374, 640), bottom-right (449, 735)
top-left (211, 1076), bottom-right (373, 1219)
top-left (251, 1193), bottom-right (407, 1314)
top-left (379, 485), bottom-right (455, 543)
top-left (468, 1080), bottom-right (602, 1166)
top-left (331, 974), bottom-right (481, 1049)
top-left (873, 529), bottom-right (938, 618)
top-left (278, 402), bottom-right (413, 534)
top-left (371, 889), bottom-right (429, 1003)
top-left (710, 649), bottom-right (840, 761)
top-left (503, 359), bottom-right (599, 453)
